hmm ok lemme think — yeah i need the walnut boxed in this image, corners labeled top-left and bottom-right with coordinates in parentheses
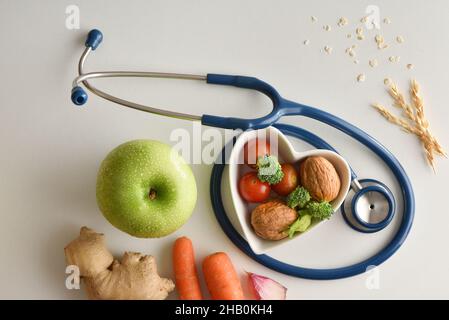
top-left (299, 156), bottom-right (341, 202)
top-left (251, 200), bottom-right (298, 241)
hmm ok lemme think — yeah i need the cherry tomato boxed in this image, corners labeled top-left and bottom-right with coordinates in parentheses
top-left (272, 163), bottom-right (299, 196)
top-left (238, 172), bottom-right (271, 203)
top-left (243, 139), bottom-right (271, 168)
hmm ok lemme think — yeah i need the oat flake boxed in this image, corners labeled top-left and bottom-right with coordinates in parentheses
top-left (375, 34), bottom-right (387, 49)
top-left (338, 17), bottom-right (348, 27)
top-left (356, 27), bottom-right (364, 40)
top-left (389, 56), bottom-right (400, 63)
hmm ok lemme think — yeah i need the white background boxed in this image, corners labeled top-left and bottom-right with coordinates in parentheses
top-left (0, 0), bottom-right (448, 299)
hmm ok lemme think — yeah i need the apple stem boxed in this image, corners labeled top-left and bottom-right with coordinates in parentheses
top-left (148, 188), bottom-right (157, 200)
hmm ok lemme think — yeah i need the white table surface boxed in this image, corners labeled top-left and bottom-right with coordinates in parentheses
top-left (1, 0), bottom-right (448, 299)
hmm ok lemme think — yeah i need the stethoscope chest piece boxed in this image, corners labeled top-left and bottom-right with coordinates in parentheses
top-left (342, 179), bottom-right (395, 233)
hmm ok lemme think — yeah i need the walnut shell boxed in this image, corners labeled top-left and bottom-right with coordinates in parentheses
top-left (251, 200), bottom-right (298, 240)
top-left (299, 156), bottom-right (341, 202)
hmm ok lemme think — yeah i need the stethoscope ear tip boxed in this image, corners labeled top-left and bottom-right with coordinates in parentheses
top-left (71, 86), bottom-right (88, 106)
top-left (85, 29), bottom-right (103, 50)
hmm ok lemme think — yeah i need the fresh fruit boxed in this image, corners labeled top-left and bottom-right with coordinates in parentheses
top-left (202, 252), bottom-right (244, 300)
top-left (299, 156), bottom-right (341, 202)
top-left (272, 163), bottom-right (299, 196)
top-left (64, 227), bottom-right (174, 300)
top-left (251, 200), bottom-right (298, 240)
top-left (238, 172), bottom-right (271, 203)
top-left (244, 139), bottom-right (270, 168)
top-left (96, 140), bottom-right (197, 238)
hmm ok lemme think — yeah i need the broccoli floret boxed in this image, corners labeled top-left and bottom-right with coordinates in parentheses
top-left (304, 201), bottom-right (333, 220)
top-left (256, 155), bottom-right (284, 184)
top-left (286, 186), bottom-right (311, 209)
top-left (288, 214), bottom-right (312, 238)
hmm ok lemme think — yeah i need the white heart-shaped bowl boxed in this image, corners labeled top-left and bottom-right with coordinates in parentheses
top-left (222, 126), bottom-right (351, 255)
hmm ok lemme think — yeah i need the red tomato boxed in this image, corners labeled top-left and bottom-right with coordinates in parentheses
top-left (238, 172), bottom-right (271, 203)
top-left (272, 163), bottom-right (299, 196)
top-left (243, 139), bottom-right (270, 168)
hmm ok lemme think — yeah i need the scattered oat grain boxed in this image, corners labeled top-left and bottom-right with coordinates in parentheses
top-left (360, 16), bottom-right (368, 23)
top-left (347, 33), bottom-right (352, 38)
top-left (383, 17), bottom-right (391, 24)
top-left (356, 27), bottom-right (364, 40)
top-left (337, 17), bottom-right (348, 27)
top-left (389, 56), bottom-right (400, 63)
top-left (357, 74), bottom-right (366, 82)
top-left (375, 34), bottom-right (388, 49)
top-left (311, 16), bottom-right (317, 22)
top-left (345, 47), bottom-right (356, 57)
top-left (303, 39), bottom-right (310, 45)
top-left (384, 78), bottom-right (392, 86)
top-left (354, 60), bottom-right (359, 64)
top-left (407, 63), bottom-right (414, 70)
top-left (369, 59), bottom-right (378, 67)
top-left (324, 45), bottom-right (333, 54)
top-left (323, 25), bottom-right (331, 31)
top-left (396, 36), bottom-right (404, 44)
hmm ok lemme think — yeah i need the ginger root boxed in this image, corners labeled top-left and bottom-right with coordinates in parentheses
top-left (64, 227), bottom-right (174, 300)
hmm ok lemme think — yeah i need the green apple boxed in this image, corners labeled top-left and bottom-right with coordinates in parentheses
top-left (96, 140), bottom-right (197, 238)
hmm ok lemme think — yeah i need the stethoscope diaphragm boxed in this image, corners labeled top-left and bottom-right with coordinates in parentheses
top-left (341, 179), bottom-right (395, 233)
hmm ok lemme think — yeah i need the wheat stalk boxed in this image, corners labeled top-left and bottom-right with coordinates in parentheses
top-left (388, 83), bottom-right (416, 122)
top-left (371, 103), bottom-right (418, 134)
top-left (410, 79), bottom-right (447, 159)
top-left (410, 79), bottom-right (428, 128)
top-left (372, 79), bottom-right (445, 171)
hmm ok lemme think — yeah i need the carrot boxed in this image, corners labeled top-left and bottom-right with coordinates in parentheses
top-left (172, 236), bottom-right (203, 300)
top-left (202, 252), bottom-right (244, 300)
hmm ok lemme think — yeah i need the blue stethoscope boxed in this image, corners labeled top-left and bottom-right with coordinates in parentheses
top-left (71, 29), bottom-right (414, 279)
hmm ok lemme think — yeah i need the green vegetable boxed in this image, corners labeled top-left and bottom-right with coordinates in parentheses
top-left (286, 186), bottom-right (311, 209)
top-left (304, 201), bottom-right (333, 220)
top-left (256, 155), bottom-right (284, 184)
top-left (288, 214), bottom-right (312, 238)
